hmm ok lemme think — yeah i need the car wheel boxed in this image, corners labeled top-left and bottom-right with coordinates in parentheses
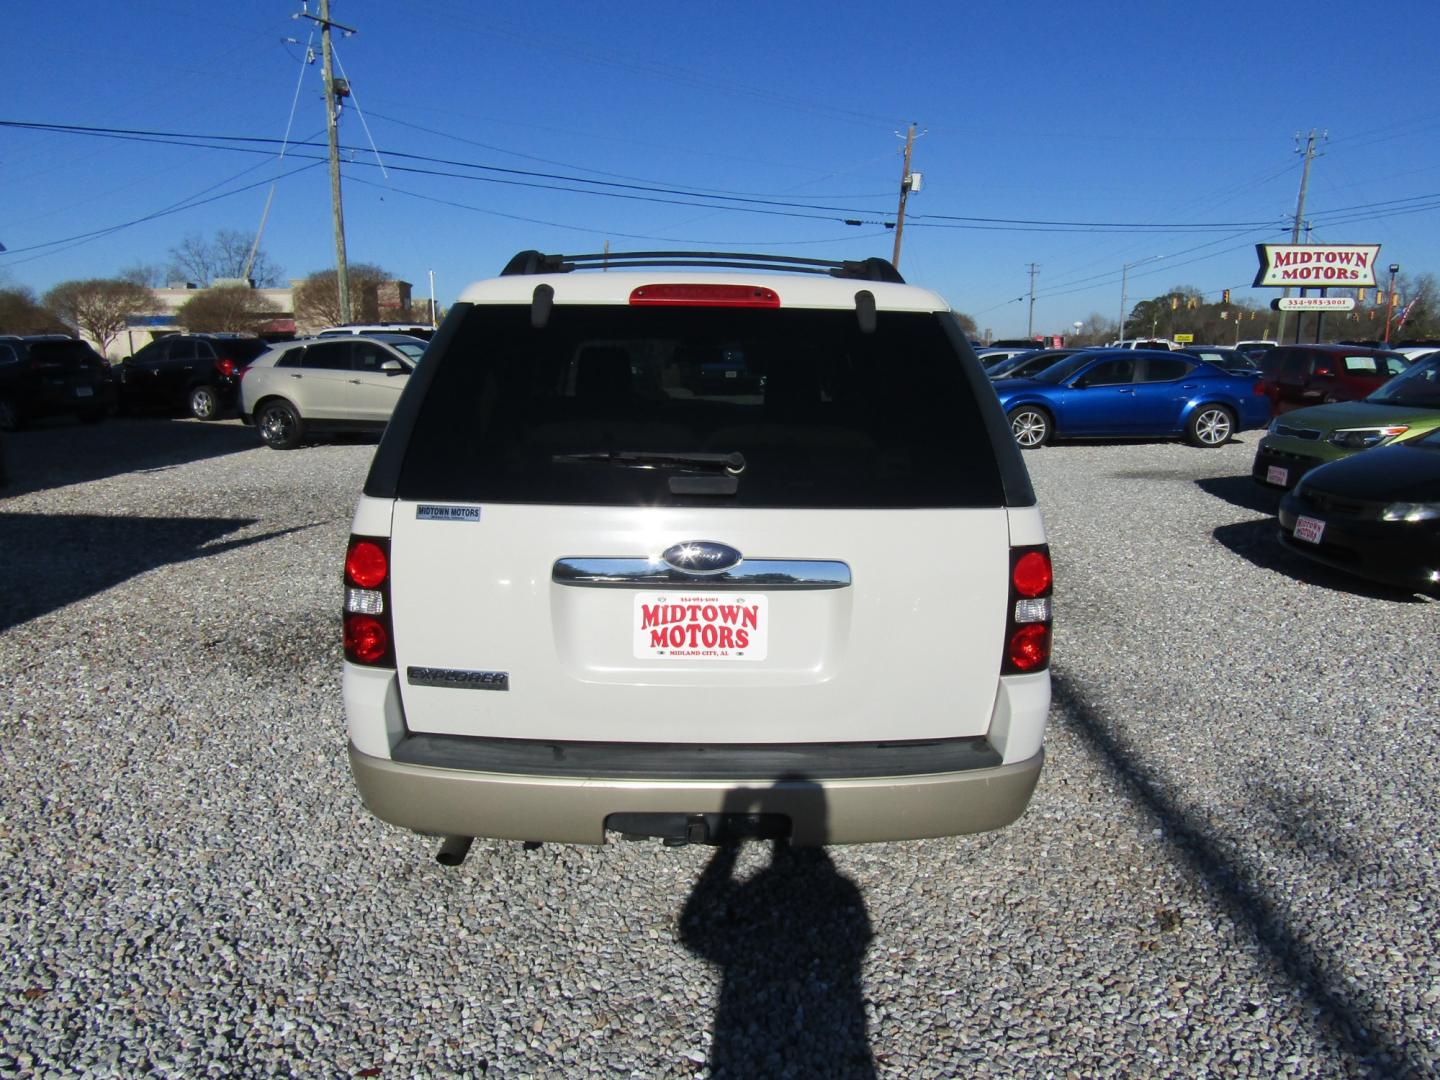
top-left (1008, 406), bottom-right (1051, 449)
top-left (0, 396), bottom-right (20, 433)
top-left (188, 384), bottom-right (221, 421)
top-left (257, 400), bottom-right (303, 450)
top-left (1185, 404), bottom-right (1234, 448)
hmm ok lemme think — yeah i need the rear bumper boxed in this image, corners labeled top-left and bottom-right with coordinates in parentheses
top-left (348, 741), bottom-right (1044, 845)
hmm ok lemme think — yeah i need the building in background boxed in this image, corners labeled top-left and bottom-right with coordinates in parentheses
top-left (110, 277), bottom-right (413, 359)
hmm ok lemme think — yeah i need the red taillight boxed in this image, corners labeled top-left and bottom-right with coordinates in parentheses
top-left (344, 616), bottom-right (390, 665)
top-left (1007, 624), bottom-right (1051, 673)
top-left (1003, 544), bottom-right (1052, 676)
top-left (629, 284), bottom-right (781, 308)
top-left (1314, 366), bottom-right (1331, 377)
top-left (344, 535), bottom-right (394, 666)
top-left (1013, 550), bottom-right (1052, 598)
top-left (1252, 381), bottom-right (1267, 396)
top-left (346, 540), bottom-right (388, 588)
top-left (216, 357), bottom-right (237, 377)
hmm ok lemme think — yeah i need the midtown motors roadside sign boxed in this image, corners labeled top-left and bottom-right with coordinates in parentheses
top-left (1253, 244), bottom-right (1381, 287)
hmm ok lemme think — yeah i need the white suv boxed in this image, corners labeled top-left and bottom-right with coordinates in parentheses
top-left (342, 251), bottom-right (1053, 857)
top-left (240, 333), bottom-right (426, 449)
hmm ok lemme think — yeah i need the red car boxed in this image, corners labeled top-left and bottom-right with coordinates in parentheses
top-left (1256, 344), bottom-right (1409, 416)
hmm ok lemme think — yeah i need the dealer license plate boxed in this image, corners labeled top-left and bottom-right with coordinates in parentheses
top-left (1266, 465), bottom-right (1288, 486)
top-left (1293, 515), bottom-right (1325, 544)
top-left (633, 593), bottom-right (768, 661)
top-left (74, 386), bottom-right (94, 398)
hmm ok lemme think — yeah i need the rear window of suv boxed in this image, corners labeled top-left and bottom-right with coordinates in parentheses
top-left (27, 341), bottom-right (105, 370)
top-left (393, 304), bottom-right (1005, 508)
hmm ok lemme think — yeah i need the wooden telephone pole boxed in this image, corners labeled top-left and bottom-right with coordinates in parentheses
top-left (1276, 129), bottom-right (1324, 344)
top-left (891, 123), bottom-right (916, 269)
top-left (300, 0), bottom-right (356, 323)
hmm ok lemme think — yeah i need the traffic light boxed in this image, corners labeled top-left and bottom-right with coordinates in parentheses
top-left (1357, 288), bottom-right (1366, 303)
top-left (1221, 289), bottom-right (1231, 305)
top-left (1170, 296), bottom-right (1179, 310)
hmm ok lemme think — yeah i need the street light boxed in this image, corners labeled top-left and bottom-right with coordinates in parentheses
top-left (1119, 256), bottom-right (1164, 344)
top-left (1384, 263), bottom-right (1400, 344)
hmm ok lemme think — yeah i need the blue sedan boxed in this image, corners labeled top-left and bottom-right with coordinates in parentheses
top-left (993, 348), bottom-right (1270, 449)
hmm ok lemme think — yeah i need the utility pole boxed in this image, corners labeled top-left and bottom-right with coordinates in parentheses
top-left (301, 0), bottom-right (357, 324)
top-left (891, 123), bottom-right (916, 269)
top-left (1026, 263), bottom-right (1040, 338)
top-left (1277, 129), bottom-right (1324, 343)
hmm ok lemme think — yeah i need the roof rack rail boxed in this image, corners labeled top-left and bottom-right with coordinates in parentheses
top-left (500, 250), bottom-right (905, 284)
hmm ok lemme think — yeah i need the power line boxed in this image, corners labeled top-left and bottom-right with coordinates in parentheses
top-left (0, 120), bottom-right (1316, 234)
top-left (0, 160), bottom-right (325, 262)
top-left (346, 174), bottom-right (893, 247)
top-left (363, 107), bottom-right (895, 200)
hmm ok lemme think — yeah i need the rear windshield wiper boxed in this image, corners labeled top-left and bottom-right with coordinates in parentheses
top-left (551, 450), bottom-right (746, 475)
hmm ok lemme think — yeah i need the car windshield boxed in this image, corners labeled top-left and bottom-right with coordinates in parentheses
top-left (1031, 352), bottom-right (1096, 383)
top-left (1368, 357), bottom-right (1440, 407)
top-left (987, 351), bottom-right (1041, 376)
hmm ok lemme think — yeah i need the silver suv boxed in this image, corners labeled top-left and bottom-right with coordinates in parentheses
top-left (240, 333), bottom-right (425, 449)
top-left (342, 251), bottom-right (1053, 858)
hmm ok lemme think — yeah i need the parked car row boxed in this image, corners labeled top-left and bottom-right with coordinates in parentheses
top-left (1251, 349), bottom-right (1440, 595)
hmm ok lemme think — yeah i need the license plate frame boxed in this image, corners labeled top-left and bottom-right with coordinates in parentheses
top-left (1293, 515), bottom-right (1325, 544)
top-left (1266, 464), bottom-right (1288, 487)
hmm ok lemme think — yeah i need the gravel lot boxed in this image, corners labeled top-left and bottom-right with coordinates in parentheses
top-left (1, 416), bottom-right (1437, 1078)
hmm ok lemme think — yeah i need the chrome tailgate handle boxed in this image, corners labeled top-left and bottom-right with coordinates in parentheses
top-left (553, 557), bottom-right (851, 590)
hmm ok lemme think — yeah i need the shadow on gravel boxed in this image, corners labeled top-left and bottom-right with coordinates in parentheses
top-left (0, 513), bottom-right (316, 632)
top-left (1052, 668), bottom-right (1421, 1077)
top-left (679, 783), bottom-right (875, 1079)
top-left (0, 417), bottom-right (259, 498)
top-left (1213, 518), bottom-right (1426, 602)
top-left (1196, 474), bottom-right (1283, 515)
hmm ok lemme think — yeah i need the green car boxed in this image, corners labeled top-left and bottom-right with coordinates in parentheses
top-left (1252, 352), bottom-right (1440, 489)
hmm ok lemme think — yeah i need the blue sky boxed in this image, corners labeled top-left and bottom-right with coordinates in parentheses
top-left (4, 0), bottom-right (1438, 338)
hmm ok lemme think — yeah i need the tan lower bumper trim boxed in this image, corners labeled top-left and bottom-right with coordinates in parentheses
top-left (349, 742), bottom-right (1044, 845)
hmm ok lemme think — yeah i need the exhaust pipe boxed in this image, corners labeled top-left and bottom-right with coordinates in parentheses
top-left (435, 836), bottom-right (473, 867)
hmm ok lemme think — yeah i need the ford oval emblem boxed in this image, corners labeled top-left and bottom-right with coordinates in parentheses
top-left (661, 540), bottom-right (742, 575)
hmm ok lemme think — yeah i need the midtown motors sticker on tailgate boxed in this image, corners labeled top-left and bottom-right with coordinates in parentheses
top-left (634, 594), bottom-right (768, 660)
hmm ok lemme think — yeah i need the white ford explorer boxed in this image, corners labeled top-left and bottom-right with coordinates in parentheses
top-left (342, 250), bottom-right (1052, 859)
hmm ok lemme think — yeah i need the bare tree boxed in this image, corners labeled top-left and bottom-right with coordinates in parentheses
top-left (292, 263), bottom-right (391, 329)
top-left (42, 278), bottom-right (155, 351)
top-left (118, 262), bottom-right (167, 288)
top-left (0, 286), bottom-right (68, 335)
top-left (166, 229), bottom-right (284, 288)
top-left (176, 285), bottom-right (280, 334)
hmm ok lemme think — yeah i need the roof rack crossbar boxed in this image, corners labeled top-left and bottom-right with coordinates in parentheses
top-left (499, 250), bottom-right (904, 284)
